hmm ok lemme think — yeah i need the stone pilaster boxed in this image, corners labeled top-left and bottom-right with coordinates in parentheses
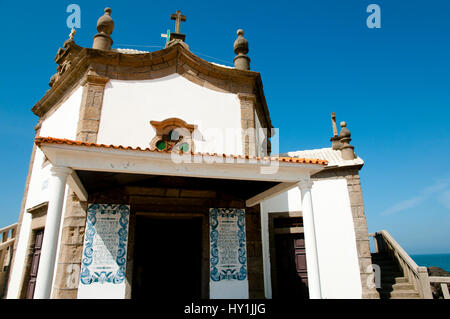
top-left (52, 194), bottom-right (88, 299)
top-left (345, 173), bottom-right (380, 299)
top-left (76, 69), bottom-right (109, 143)
top-left (246, 208), bottom-right (265, 299)
top-left (238, 93), bottom-right (257, 156)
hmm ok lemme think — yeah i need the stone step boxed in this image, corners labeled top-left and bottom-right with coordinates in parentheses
top-left (379, 265), bottom-right (402, 271)
top-left (371, 253), bottom-right (392, 259)
top-left (372, 260), bottom-right (397, 265)
top-left (378, 290), bottom-right (420, 299)
top-left (380, 282), bottom-right (415, 291)
top-left (371, 260), bottom-right (399, 267)
top-left (381, 276), bottom-right (409, 284)
top-left (371, 258), bottom-right (398, 264)
top-left (371, 258), bottom-right (393, 264)
top-left (380, 272), bottom-right (404, 279)
top-left (380, 266), bottom-right (403, 273)
top-left (371, 255), bottom-right (393, 260)
top-left (383, 290), bottom-right (420, 299)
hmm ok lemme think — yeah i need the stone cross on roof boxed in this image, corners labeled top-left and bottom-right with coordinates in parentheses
top-left (170, 10), bottom-right (186, 34)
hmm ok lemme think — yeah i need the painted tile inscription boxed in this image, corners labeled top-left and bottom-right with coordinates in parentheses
top-left (210, 208), bottom-right (247, 281)
top-left (80, 204), bottom-right (130, 285)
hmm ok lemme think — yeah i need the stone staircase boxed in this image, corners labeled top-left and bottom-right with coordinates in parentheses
top-left (371, 253), bottom-right (421, 299)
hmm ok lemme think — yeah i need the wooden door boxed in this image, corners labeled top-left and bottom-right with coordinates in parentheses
top-left (26, 229), bottom-right (44, 299)
top-left (274, 233), bottom-right (309, 299)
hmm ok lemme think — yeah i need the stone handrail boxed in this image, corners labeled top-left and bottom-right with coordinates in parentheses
top-left (369, 230), bottom-right (433, 299)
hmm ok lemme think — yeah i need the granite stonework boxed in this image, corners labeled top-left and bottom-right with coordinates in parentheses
top-left (76, 69), bottom-right (109, 143)
top-left (51, 194), bottom-right (88, 299)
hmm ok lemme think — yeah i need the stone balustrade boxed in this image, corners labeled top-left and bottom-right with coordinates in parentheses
top-left (429, 276), bottom-right (450, 299)
top-left (369, 230), bottom-right (450, 299)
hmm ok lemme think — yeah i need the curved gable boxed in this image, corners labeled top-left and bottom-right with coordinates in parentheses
top-left (33, 42), bottom-right (272, 133)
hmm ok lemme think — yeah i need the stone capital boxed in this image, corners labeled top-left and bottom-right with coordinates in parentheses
top-left (298, 179), bottom-right (313, 191)
top-left (237, 93), bottom-right (257, 103)
top-left (80, 68), bottom-right (110, 87)
top-left (50, 166), bottom-right (72, 177)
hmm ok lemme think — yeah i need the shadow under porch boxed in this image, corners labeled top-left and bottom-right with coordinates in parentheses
top-left (78, 172), bottom-right (271, 299)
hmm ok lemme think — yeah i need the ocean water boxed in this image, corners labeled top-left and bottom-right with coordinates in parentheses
top-left (410, 254), bottom-right (450, 272)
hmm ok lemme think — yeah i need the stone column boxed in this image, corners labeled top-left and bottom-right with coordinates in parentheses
top-left (259, 202), bottom-right (272, 299)
top-left (34, 166), bottom-right (71, 299)
top-left (298, 179), bottom-right (322, 299)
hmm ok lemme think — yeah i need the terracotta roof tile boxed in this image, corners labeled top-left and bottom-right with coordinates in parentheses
top-left (35, 137), bottom-right (328, 166)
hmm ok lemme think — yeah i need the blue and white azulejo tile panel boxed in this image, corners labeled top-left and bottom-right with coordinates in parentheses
top-left (77, 203), bottom-right (130, 299)
top-left (209, 208), bottom-right (249, 298)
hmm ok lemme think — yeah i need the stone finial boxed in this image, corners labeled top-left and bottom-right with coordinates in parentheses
top-left (339, 121), bottom-right (351, 138)
top-left (329, 114), bottom-right (357, 159)
top-left (92, 7), bottom-right (114, 50)
top-left (338, 121), bottom-right (356, 160)
top-left (233, 29), bottom-right (250, 70)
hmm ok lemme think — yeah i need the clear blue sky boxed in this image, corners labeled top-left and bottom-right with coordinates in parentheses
top-left (0, 0), bottom-right (449, 255)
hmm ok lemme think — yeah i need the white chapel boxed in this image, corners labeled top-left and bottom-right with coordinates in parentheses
top-left (0, 8), bottom-right (386, 300)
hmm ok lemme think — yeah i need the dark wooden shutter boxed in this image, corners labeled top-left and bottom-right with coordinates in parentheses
top-left (26, 229), bottom-right (44, 299)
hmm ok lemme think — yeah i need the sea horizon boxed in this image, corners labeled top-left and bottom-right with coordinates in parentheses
top-left (410, 253), bottom-right (450, 272)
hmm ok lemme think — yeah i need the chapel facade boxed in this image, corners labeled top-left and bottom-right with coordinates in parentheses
top-left (3, 8), bottom-right (378, 299)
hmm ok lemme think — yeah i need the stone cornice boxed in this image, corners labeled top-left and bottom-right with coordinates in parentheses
top-left (32, 43), bottom-right (273, 131)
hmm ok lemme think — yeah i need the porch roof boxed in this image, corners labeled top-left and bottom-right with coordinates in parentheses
top-left (35, 137), bottom-right (329, 166)
top-left (35, 137), bottom-right (327, 207)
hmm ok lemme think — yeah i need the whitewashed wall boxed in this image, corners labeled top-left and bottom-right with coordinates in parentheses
top-left (97, 74), bottom-right (243, 155)
top-left (7, 86), bottom-right (82, 298)
top-left (261, 178), bottom-right (362, 299)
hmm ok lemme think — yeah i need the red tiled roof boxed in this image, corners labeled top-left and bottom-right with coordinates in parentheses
top-left (35, 137), bottom-right (328, 166)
